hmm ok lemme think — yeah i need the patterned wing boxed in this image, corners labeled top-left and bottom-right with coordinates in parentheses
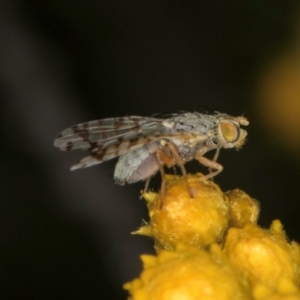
top-left (54, 116), bottom-right (166, 170)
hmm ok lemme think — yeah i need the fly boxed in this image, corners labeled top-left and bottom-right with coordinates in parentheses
top-left (54, 111), bottom-right (249, 199)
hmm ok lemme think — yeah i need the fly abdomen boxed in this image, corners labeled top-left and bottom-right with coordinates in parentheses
top-left (114, 142), bottom-right (161, 184)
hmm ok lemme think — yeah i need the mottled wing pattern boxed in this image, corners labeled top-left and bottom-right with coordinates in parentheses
top-left (54, 116), bottom-right (167, 169)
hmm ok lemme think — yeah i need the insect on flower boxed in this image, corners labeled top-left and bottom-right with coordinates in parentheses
top-left (54, 112), bottom-right (249, 199)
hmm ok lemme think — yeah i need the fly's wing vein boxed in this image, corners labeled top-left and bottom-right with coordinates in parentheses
top-left (54, 116), bottom-right (177, 170)
top-left (70, 135), bottom-right (169, 170)
top-left (54, 116), bottom-right (164, 152)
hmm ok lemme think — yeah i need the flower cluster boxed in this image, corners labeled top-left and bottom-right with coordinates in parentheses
top-left (124, 174), bottom-right (300, 300)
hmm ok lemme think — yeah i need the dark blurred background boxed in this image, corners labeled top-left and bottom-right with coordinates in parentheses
top-left (1, 1), bottom-right (300, 299)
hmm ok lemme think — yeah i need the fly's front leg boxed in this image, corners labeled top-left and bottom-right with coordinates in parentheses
top-left (209, 146), bottom-right (221, 181)
top-left (195, 147), bottom-right (223, 181)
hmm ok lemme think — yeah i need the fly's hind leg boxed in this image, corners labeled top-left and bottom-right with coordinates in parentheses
top-left (155, 142), bottom-right (186, 207)
top-left (140, 177), bottom-right (151, 199)
top-left (155, 151), bottom-right (168, 208)
top-left (165, 141), bottom-right (193, 198)
top-left (139, 150), bottom-right (167, 207)
top-left (140, 145), bottom-right (175, 204)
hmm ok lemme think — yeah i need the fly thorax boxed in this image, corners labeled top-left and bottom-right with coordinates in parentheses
top-left (171, 113), bottom-right (215, 135)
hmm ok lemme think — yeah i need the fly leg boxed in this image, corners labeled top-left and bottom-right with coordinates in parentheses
top-left (166, 141), bottom-right (193, 198)
top-left (195, 147), bottom-right (224, 181)
top-left (140, 144), bottom-right (176, 205)
top-left (155, 150), bottom-right (168, 208)
top-left (140, 177), bottom-right (151, 198)
top-left (209, 146), bottom-right (221, 181)
top-left (155, 143), bottom-right (183, 207)
top-left (172, 166), bottom-right (177, 175)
